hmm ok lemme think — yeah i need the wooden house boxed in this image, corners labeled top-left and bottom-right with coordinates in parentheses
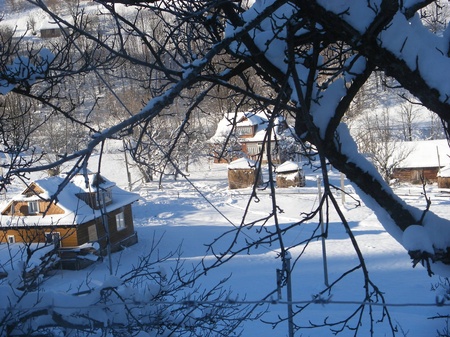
top-left (209, 111), bottom-right (295, 164)
top-left (390, 139), bottom-right (450, 184)
top-left (227, 157), bottom-right (262, 189)
top-left (275, 161), bottom-right (305, 188)
top-left (0, 172), bottom-right (140, 255)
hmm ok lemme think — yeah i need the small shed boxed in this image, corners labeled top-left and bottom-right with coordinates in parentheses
top-left (40, 19), bottom-right (70, 39)
top-left (227, 157), bottom-right (262, 189)
top-left (438, 165), bottom-right (450, 188)
top-left (275, 161), bottom-right (305, 188)
top-left (40, 27), bottom-right (63, 38)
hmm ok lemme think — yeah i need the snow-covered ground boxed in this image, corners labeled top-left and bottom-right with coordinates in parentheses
top-left (1, 153), bottom-right (449, 336)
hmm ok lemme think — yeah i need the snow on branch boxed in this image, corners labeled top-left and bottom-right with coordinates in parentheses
top-left (0, 49), bottom-right (54, 95)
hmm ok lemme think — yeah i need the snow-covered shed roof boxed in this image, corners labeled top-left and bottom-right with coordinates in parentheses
top-left (275, 160), bottom-right (301, 173)
top-left (227, 157), bottom-right (259, 170)
top-left (393, 139), bottom-right (450, 169)
top-left (209, 111), bottom-right (290, 143)
top-left (0, 172), bottom-right (139, 227)
top-left (39, 16), bottom-right (72, 31)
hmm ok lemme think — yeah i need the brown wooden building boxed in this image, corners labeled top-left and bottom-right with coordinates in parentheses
top-left (0, 172), bottom-right (139, 254)
top-left (390, 139), bottom-right (450, 184)
top-left (391, 167), bottom-right (440, 184)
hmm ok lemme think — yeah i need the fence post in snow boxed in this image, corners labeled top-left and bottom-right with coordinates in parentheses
top-left (102, 191), bottom-right (113, 276)
top-left (341, 172), bottom-right (345, 205)
top-left (285, 252), bottom-right (294, 337)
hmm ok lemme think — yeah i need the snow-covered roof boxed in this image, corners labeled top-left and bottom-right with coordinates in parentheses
top-left (209, 111), bottom-right (291, 143)
top-left (70, 172), bottom-right (116, 192)
top-left (0, 172), bottom-right (139, 227)
top-left (275, 160), bottom-right (301, 173)
top-left (40, 19), bottom-right (70, 31)
top-left (227, 157), bottom-right (258, 169)
top-left (393, 139), bottom-right (450, 169)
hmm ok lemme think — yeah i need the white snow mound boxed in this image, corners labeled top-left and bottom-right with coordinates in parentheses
top-left (402, 225), bottom-right (434, 254)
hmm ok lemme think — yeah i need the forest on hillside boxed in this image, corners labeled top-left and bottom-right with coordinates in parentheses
top-left (0, 0), bottom-right (448, 183)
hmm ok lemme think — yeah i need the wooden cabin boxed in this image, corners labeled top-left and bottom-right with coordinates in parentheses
top-left (390, 139), bottom-right (450, 184)
top-left (40, 19), bottom-right (70, 39)
top-left (227, 157), bottom-right (262, 189)
top-left (0, 172), bottom-right (139, 256)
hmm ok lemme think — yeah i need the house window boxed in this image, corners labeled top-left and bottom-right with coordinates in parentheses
top-left (7, 235), bottom-right (15, 244)
top-left (28, 201), bottom-right (39, 214)
top-left (88, 225), bottom-right (98, 241)
top-left (247, 144), bottom-right (260, 155)
top-left (236, 126), bottom-right (253, 137)
top-left (115, 212), bottom-right (126, 231)
top-left (95, 189), bottom-right (113, 208)
top-left (45, 232), bottom-right (61, 248)
top-left (101, 189), bottom-right (112, 204)
top-left (258, 143), bottom-right (263, 152)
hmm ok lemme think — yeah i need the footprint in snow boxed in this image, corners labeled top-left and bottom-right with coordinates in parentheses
top-left (157, 212), bottom-right (174, 219)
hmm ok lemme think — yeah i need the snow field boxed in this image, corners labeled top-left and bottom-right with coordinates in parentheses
top-left (1, 156), bottom-right (449, 336)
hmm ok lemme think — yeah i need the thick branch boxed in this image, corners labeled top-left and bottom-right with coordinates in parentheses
top-left (322, 138), bottom-right (417, 231)
top-left (297, 0), bottom-right (450, 123)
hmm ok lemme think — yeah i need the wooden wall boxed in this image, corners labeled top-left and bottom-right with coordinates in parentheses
top-left (0, 226), bottom-right (78, 247)
top-left (276, 172), bottom-right (305, 188)
top-left (1, 204), bottom-right (136, 251)
top-left (2, 200), bottom-right (65, 216)
top-left (438, 177), bottom-right (450, 188)
top-left (228, 169), bottom-right (262, 189)
top-left (79, 204), bottom-right (136, 251)
top-left (391, 167), bottom-right (439, 184)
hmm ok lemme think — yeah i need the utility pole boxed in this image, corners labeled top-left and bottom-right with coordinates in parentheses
top-left (123, 140), bottom-right (132, 191)
top-left (317, 176), bottom-right (329, 287)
